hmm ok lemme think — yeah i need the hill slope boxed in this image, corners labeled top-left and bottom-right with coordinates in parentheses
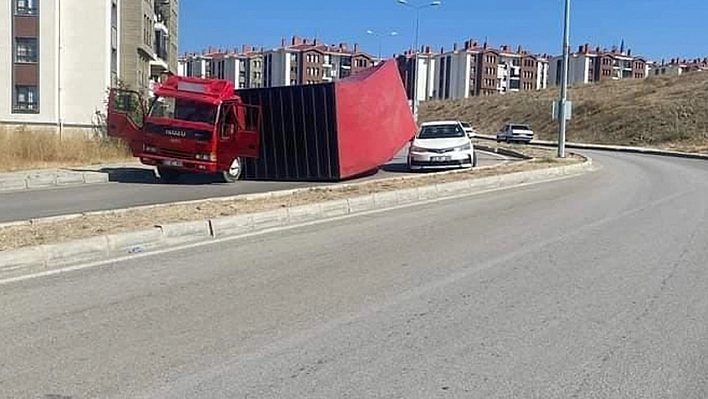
top-left (420, 72), bottom-right (708, 153)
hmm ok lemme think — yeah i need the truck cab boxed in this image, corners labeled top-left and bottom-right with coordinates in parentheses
top-left (107, 76), bottom-right (262, 182)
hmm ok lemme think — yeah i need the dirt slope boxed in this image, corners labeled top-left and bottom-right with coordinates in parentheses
top-left (420, 72), bottom-right (708, 153)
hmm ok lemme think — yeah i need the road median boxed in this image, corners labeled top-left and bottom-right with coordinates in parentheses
top-left (0, 146), bottom-right (591, 278)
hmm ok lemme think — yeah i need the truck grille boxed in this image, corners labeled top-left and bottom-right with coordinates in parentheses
top-left (158, 148), bottom-right (193, 160)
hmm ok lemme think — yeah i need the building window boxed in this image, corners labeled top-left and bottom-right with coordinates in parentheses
top-left (15, 38), bottom-right (38, 63)
top-left (111, 49), bottom-right (118, 75)
top-left (14, 85), bottom-right (39, 113)
top-left (15, 0), bottom-right (38, 15)
top-left (111, 2), bottom-right (117, 28)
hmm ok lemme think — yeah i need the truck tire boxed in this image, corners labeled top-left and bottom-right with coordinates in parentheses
top-left (222, 157), bottom-right (243, 183)
top-left (157, 167), bottom-right (182, 184)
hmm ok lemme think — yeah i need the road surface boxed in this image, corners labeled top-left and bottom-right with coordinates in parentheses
top-left (2, 150), bottom-right (708, 398)
top-left (0, 150), bottom-right (508, 223)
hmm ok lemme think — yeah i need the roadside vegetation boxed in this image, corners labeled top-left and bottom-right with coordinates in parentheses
top-left (0, 126), bottom-right (131, 172)
top-left (421, 72), bottom-right (708, 153)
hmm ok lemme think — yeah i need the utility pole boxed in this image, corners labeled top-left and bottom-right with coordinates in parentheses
top-left (557, 0), bottom-right (571, 158)
top-left (397, 0), bottom-right (441, 118)
top-left (366, 30), bottom-right (398, 62)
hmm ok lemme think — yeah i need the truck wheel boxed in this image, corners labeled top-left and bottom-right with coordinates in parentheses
top-left (157, 167), bottom-right (182, 184)
top-left (222, 157), bottom-right (243, 183)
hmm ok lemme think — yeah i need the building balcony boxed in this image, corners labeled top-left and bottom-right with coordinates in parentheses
top-left (323, 63), bottom-right (333, 68)
top-left (150, 57), bottom-right (169, 74)
top-left (154, 20), bottom-right (169, 34)
top-left (323, 75), bottom-right (333, 81)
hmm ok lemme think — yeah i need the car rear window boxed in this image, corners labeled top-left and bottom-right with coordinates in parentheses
top-left (511, 124), bottom-right (531, 130)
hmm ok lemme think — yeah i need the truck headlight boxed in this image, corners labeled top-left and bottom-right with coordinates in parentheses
top-left (195, 153), bottom-right (217, 161)
top-left (143, 144), bottom-right (158, 153)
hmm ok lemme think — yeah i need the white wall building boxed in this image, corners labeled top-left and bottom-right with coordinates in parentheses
top-left (415, 41), bottom-right (549, 101)
top-left (548, 44), bottom-right (649, 86)
top-left (0, 0), bottom-right (120, 136)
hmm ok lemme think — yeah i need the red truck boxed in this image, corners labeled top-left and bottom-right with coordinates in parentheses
top-left (107, 60), bottom-right (416, 182)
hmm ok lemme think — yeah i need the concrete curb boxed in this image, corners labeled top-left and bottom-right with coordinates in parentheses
top-left (475, 134), bottom-right (708, 161)
top-left (0, 156), bottom-right (593, 276)
top-left (0, 171), bottom-right (112, 193)
top-left (475, 144), bottom-right (532, 160)
top-left (0, 162), bottom-right (150, 193)
top-left (0, 149), bottom-right (521, 230)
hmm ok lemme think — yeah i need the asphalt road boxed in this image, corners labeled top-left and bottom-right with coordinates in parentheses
top-left (0, 150), bottom-right (508, 223)
top-left (3, 150), bottom-right (708, 398)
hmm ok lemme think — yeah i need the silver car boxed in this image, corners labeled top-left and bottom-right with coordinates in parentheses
top-left (497, 123), bottom-right (534, 143)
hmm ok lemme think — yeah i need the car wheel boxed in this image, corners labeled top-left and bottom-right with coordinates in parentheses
top-left (222, 157), bottom-right (243, 183)
top-left (157, 167), bottom-right (182, 184)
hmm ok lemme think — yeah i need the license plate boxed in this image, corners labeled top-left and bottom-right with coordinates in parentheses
top-left (163, 160), bottom-right (183, 167)
top-left (431, 156), bottom-right (451, 162)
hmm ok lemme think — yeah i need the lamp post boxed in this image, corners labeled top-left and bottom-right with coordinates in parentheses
top-left (557, 0), bottom-right (571, 158)
top-left (366, 30), bottom-right (398, 62)
top-left (397, 0), bottom-right (441, 117)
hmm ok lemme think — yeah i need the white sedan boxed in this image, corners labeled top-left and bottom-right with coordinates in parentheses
top-left (408, 121), bottom-right (476, 171)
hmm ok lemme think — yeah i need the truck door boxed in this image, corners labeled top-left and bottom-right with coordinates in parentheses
top-left (107, 89), bottom-right (145, 141)
top-left (217, 101), bottom-right (262, 169)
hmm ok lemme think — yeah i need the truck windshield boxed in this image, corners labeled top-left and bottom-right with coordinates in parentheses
top-left (149, 96), bottom-right (217, 125)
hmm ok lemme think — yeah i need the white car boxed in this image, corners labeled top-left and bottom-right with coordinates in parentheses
top-left (460, 122), bottom-right (477, 138)
top-left (497, 123), bottom-right (534, 143)
top-left (408, 121), bottom-right (476, 171)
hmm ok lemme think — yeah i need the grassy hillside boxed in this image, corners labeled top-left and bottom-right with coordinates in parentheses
top-left (420, 72), bottom-right (708, 153)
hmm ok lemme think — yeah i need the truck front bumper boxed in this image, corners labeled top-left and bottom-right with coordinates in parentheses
top-left (137, 153), bottom-right (220, 173)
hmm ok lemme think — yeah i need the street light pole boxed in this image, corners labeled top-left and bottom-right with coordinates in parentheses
top-left (557, 0), bottom-right (571, 158)
top-left (397, 0), bottom-right (441, 118)
top-left (366, 30), bottom-right (399, 61)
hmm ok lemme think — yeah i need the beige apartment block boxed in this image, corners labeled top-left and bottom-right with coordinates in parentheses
top-left (119, 0), bottom-right (179, 97)
top-left (0, 0), bottom-right (178, 136)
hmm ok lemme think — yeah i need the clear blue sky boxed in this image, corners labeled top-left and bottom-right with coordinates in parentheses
top-left (179, 0), bottom-right (706, 61)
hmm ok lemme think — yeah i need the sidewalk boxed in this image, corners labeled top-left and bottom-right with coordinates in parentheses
top-left (0, 161), bottom-right (155, 192)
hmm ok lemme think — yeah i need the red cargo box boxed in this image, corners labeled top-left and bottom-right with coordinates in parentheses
top-left (237, 60), bottom-right (416, 181)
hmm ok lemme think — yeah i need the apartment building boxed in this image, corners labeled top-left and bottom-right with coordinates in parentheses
top-left (264, 36), bottom-right (374, 87)
top-left (179, 36), bottom-right (375, 89)
top-left (548, 44), bottom-right (648, 86)
top-left (179, 46), bottom-right (264, 89)
top-left (120, 0), bottom-right (179, 97)
top-left (397, 39), bottom-right (549, 102)
top-left (648, 57), bottom-right (708, 78)
top-left (396, 47), bottom-right (437, 103)
top-left (0, 0), bottom-right (178, 136)
top-left (0, 0), bottom-right (119, 135)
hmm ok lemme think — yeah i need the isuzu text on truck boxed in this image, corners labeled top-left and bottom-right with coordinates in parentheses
top-left (107, 60), bottom-right (416, 183)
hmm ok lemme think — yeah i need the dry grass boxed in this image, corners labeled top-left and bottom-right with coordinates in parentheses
top-left (421, 72), bottom-right (708, 153)
top-left (0, 146), bottom-right (583, 251)
top-left (0, 126), bottom-right (132, 172)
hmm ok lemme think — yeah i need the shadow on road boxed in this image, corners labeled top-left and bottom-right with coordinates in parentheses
top-left (68, 167), bottom-right (230, 185)
top-left (381, 162), bottom-right (412, 173)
